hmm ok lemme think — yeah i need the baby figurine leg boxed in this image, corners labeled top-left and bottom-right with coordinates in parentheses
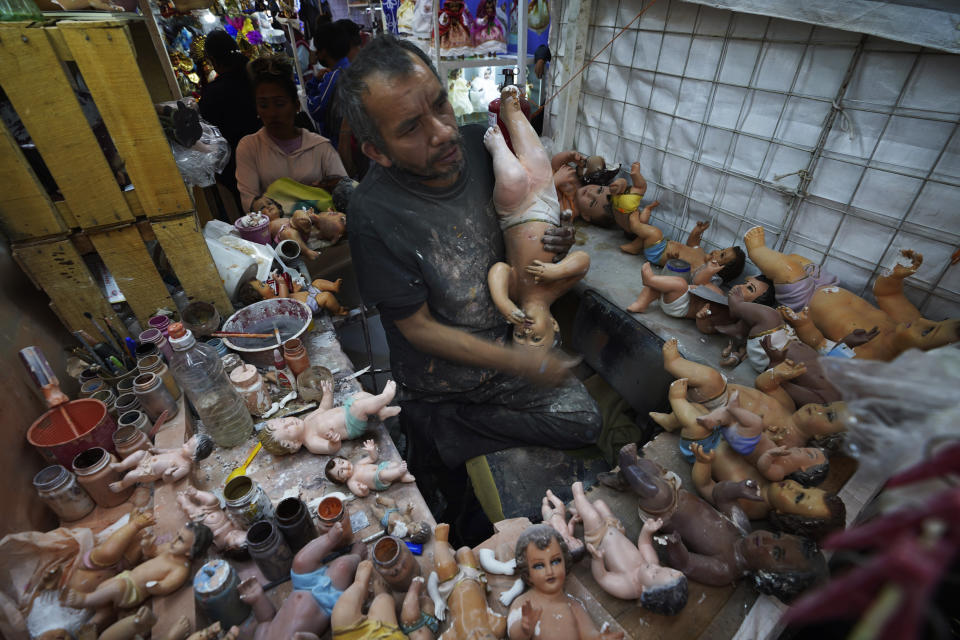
top-left (484, 125), bottom-right (531, 214)
top-left (376, 461), bottom-right (416, 485)
top-left (628, 261), bottom-right (688, 313)
top-left (89, 510), bottom-right (154, 569)
top-left (401, 577), bottom-right (437, 640)
top-left (348, 380), bottom-right (400, 423)
top-left (498, 86), bottom-right (553, 192)
top-left (570, 481), bottom-right (604, 534)
top-left (743, 226), bottom-right (807, 283)
top-left (312, 292), bottom-right (349, 316)
top-left (621, 202), bottom-right (663, 256)
top-left (872, 249), bottom-right (924, 324)
top-left (330, 559), bottom-right (375, 630)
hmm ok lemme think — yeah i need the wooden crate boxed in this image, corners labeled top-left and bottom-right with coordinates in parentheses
top-left (0, 18), bottom-right (232, 336)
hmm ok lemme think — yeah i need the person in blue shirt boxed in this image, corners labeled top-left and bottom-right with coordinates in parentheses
top-left (306, 21), bottom-right (352, 147)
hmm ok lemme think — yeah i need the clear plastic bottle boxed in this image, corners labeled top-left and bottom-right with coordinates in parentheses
top-left (167, 322), bottom-right (253, 447)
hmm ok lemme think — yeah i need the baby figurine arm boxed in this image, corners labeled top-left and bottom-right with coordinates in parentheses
top-left (360, 439), bottom-right (379, 464)
top-left (686, 220), bottom-right (710, 248)
top-left (628, 162), bottom-right (647, 198)
top-left (551, 150), bottom-right (585, 173)
top-left (637, 518), bottom-right (663, 565)
top-left (690, 444), bottom-right (718, 502)
top-left (347, 477), bottom-right (370, 497)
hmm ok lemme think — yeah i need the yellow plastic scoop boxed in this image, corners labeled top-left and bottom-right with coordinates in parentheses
top-left (225, 442), bottom-right (262, 484)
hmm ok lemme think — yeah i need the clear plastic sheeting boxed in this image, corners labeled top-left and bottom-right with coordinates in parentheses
top-left (553, 0), bottom-right (960, 319)
top-left (170, 118), bottom-right (230, 188)
top-left (684, 0), bottom-right (960, 55)
top-left (820, 346), bottom-right (960, 478)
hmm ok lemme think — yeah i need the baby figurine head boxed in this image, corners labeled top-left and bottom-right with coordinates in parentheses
top-left (512, 312), bottom-right (559, 349)
top-left (259, 416), bottom-right (306, 455)
top-left (185, 434), bottom-right (215, 462)
top-left (636, 562), bottom-right (688, 616)
top-left (515, 524), bottom-right (572, 595)
top-left (574, 181), bottom-right (626, 227)
top-left (580, 155), bottom-right (622, 186)
top-left (706, 246), bottom-right (746, 283)
top-left (251, 194), bottom-right (284, 220)
top-left (312, 210), bottom-right (347, 243)
top-left (324, 456), bottom-right (353, 484)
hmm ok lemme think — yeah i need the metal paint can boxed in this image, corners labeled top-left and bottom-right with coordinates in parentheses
top-left (224, 475), bottom-right (274, 528)
top-left (193, 559), bottom-right (250, 628)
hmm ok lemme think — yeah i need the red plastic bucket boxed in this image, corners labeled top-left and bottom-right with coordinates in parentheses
top-left (27, 399), bottom-right (117, 467)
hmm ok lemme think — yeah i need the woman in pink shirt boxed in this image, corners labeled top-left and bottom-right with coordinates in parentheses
top-left (236, 55), bottom-right (347, 211)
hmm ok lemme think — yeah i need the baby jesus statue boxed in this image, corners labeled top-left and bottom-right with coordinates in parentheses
top-left (251, 194), bottom-right (346, 261)
top-left (484, 86), bottom-right (591, 348)
top-left (259, 380), bottom-right (400, 456)
top-left (324, 439), bottom-right (415, 497)
top-left (108, 434), bottom-right (214, 493)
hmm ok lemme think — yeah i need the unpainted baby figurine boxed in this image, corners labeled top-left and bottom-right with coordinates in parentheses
top-left (541, 489), bottom-right (585, 562)
top-left (108, 434), bottom-right (214, 492)
top-left (64, 522), bottom-right (213, 611)
top-left (427, 522), bottom-right (506, 640)
top-left (260, 380), bottom-right (400, 456)
top-left (251, 194), bottom-right (347, 261)
top-left (375, 495), bottom-right (432, 544)
top-left (324, 438), bottom-right (415, 497)
top-left (176, 487), bottom-right (247, 552)
top-left (329, 559), bottom-right (408, 639)
top-left (484, 86), bottom-right (591, 349)
top-left (506, 523), bottom-right (626, 640)
top-left (571, 482), bottom-right (688, 616)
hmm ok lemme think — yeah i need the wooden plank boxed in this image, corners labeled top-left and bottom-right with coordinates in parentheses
top-left (88, 224), bottom-right (175, 324)
top-left (12, 238), bottom-right (123, 336)
top-left (54, 200), bottom-right (80, 229)
top-left (136, 0), bottom-right (182, 101)
top-left (151, 213), bottom-right (233, 319)
top-left (59, 21), bottom-right (192, 218)
top-left (0, 24), bottom-right (133, 229)
top-left (0, 120), bottom-right (68, 241)
top-left (128, 20), bottom-right (175, 104)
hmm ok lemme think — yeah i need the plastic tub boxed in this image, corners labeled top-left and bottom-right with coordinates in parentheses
top-left (221, 299), bottom-right (312, 368)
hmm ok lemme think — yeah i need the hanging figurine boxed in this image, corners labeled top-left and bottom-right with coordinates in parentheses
top-left (437, 0), bottom-right (475, 57)
top-left (472, 0), bottom-right (506, 54)
top-left (527, 0), bottom-right (549, 34)
top-left (397, 0), bottom-right (417, 34)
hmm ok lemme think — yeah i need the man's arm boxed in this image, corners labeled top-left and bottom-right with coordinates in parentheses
top-left (394, 303), bottom-right (576, 386)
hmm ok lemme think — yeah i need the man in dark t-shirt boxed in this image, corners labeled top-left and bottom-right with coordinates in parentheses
top-left (340, 36), bottom-right (601, 518)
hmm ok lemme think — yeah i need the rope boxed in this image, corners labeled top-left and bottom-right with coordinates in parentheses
top-left (530, 0), bottom-right (660, 119)
top-left (832, 98), bottom-right (855, 141)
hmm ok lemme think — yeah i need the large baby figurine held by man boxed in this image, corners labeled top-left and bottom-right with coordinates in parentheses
top-left (485, 86), bottom-right (591, 348)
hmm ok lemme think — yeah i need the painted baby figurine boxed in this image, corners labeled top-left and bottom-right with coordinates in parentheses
top-left (108, 434), bottom-right (214, 492)
top-left (485, 86), bottom-right (591, 348)
top-left (259, 380), bottom-right (401, 456)
top-left (330, 559), bottom-right (410, 640)
top-left (427, 522), bottom-right (506, 639)
top-left (571, 482), bottom-right (688, 616)
top-left (251, 194), bottom-right (346, 261)
top-left (64, 522), bottom-right (213, 611)
top-left (375, 495), bottom-right (432, 543)
top-left (176, 487), bottom-right (247, 552)
top-left (325, 439), bottom-right (415, 497)
top-left (506, 524), bottom-right (627, 639)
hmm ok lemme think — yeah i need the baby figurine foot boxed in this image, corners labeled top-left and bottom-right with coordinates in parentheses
top-left (889, 249), bottom-right (923, 279)
top-left (662, 338), bottom-right (681, 366)
top-left (483, 125), bottom-right (508, 154)
top-left (500, 85), bottom-right (521, 112)
top-left (743, 225), bottom-right (766, 250)
top-left (640, 261), bottom-right (657, 286)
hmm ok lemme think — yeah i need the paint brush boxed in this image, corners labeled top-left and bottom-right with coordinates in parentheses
top-left (73, 331), bottom-right (108, 369)
top-left (102, 316), bottom-right (128, 357)
top-left (85, 312), bottom-right (123, 356)
top-left (210, 331), bottom-right (275, 339)
top-left (274, 325), bottom-right (282, 348)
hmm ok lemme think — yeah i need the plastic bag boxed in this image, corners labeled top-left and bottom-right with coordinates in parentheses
top-left (169, 118), bottom-right (231, 188)
top-left (820, 346), bottom-right (960, 478)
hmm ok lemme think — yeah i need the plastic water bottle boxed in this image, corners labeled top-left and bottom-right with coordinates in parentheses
top-left (167, 322), bottom-right (253, 447)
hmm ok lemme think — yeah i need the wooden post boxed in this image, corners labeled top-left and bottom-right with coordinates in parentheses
top-left (554, 0), bottom-right (592, 151)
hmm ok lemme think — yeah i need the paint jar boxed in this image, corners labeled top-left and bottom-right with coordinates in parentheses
top-left (72, 447), bottom-right (132, 508)
top-left (372, 535), bottom-right (420, 592)
top-left (664, 258), bottom-right (692, 283)
top-left (148, 315), bottom-right (172, 337)
top-left (246, 521), bottom-right (294, 582)
top-left (139, 328), bottom-right (173, 362)
top-left (316, 496), bottom-right (352, 548)
top-left (282, 339), bottom-right (311, 378)
top-left (234, 212), bottom-right (271, 245)
top-left (117, 410), bottom-right (152, 436)
top-left (193, 559), bottom-right (250, 628)
top-left (205, 338), bottom-right (229, 357)
top-left (135, 342), bottom-right (159, 363)
top-left (182, 301), bottom-right (221, 338)
top-left (112, 425), bottom-right (151, 459)
top-left (221, 353), bottom-right (244, 376)
top-left (275, 497), bottom-right (317, 554)
top-left (78, 368), bottom-right (101, 386)
top-left (114, 393), bottom-right (141, 417)
top-left (133, 373), bottom-right (179, 423)
top-left (33, 464), bottom-right (95, 522)
top-left (79, 379), bottom-right (106, 398)
top-left (137, 354), bottom-right (181, 402)
top-left (229, 364), bottom-right (271, 416)
top-left (115, 375), bottom-right (136, 397)
top-left (90, 389), bottom-right (117, 418)
top-left (224, 475), bottom-right (274, 528)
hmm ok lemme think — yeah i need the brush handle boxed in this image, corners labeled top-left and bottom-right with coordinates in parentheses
top-left (74, 331), bottom-right (108, 369)
top-left (210, 331), bottom-right (275, 338)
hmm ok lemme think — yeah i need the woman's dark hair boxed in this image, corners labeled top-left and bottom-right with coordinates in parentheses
top-left (248, 54), bottom-right (298, 102)
top-left (338, 34), bottom-right (440, 150)
top-left (205, 29), bottom-right (245, 69)
top-left (716, 246), bottom-right (746, 283)
top-left (335, 19), bottom-right (362, 49)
